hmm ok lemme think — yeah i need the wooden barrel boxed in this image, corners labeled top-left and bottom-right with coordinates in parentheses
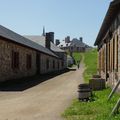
top-left (89, 78), bottom-right (105, 91)
top-left (92, 75), bottom-right (101, 78)
top-left (78, 83), bottom-right (92, 101)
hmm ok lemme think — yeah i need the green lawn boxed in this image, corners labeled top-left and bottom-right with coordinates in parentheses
top-left (62, 88), bottom-right (120, 120)
top-left (72, 52), bottom-right (82, 65)
top-left (83, 49), bottom-right (97, 82)
top-left (62, 49), bottom-right (120, 120)
top-left (67, 52), bottom-right (82, 67)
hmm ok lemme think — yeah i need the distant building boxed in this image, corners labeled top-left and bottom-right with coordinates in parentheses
top-left (58, 37), bottom-right (92, 52)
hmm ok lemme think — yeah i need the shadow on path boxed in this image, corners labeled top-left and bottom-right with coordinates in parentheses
top-left (0, 68), bottom-right (76, 92)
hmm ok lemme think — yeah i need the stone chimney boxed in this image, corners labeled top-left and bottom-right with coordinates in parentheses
top-left (45, 33), bottom-right (51, 49)
top-left (49, 32), bottom-right (54, 43)
top-left (56, 39), bottom-right (60, 46)
top-left (79, 37), bottom-right (83, 42)
top-left (65, 36), bottom-right (70, 43)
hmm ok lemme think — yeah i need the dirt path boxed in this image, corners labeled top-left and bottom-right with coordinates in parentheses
top-left (0, 61), bottom-right (85, 120)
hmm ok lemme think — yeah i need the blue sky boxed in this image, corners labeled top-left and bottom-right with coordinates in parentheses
top-left (0, 0), bottom-right (111, 46)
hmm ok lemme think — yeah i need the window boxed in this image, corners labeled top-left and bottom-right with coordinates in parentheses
top-left (116, 35), bottom-right (118, 72)
top-left (113, 38), bottom-right (115, 71)
top-left (46, 59), bottom-right (49, 69)
top-left (107, 42), bottom-right (110, 72)
top-left (26, 54), bottom-right (32, 69)
top-left (102, 47), bottom-right (105, 72)
top-left (58, 61), bottom-right (59, 69)
top-left (53, 60), bottom-right (55, 69)
top-left (77, 47), bottom-right (79, 51)
top-left (62, 61), bottom-right (64, 67)
top-left (71, 47), bottom-right (73, 50)
top-left (12, 51), bottom-right (19, 69)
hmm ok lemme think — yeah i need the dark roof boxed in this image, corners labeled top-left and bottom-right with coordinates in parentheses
top-left (24, 35), bottom-right (65, 52)
top-left (0, 25), bottom-right (58, 58)
top-left (94, 0), bottom-right (120, 45)
top-left (71, 39), bottom-right (86, 47)
top-left (51, 42), bottom-right (65, 52)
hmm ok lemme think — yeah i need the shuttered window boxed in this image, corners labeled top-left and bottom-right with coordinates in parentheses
top-left (26, 54), bottom-right (32, 70)
top-left (53, 60), bottom-right (55, 69)
top-left (46, 59), bottom-right (49, 69)
top-left (99, 50), bottom-right (101, 72)
top-left (107, 42), bottom-right (110, 71)
top-left (116, 35), bottom-right (118, 72)
top-left (12, 51), bottom-right (19, 69)
top-left (62, 61), bottom-right (64, 67)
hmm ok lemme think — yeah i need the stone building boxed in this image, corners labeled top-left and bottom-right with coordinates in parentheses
top-left (24, 33), bottom-right (67, 69)
top-left (58, 37), bottom-right (91, 52)
top-left (0, 25), bottom-right (66, 82)
top-left (94, 0), bottom-right (120, 88)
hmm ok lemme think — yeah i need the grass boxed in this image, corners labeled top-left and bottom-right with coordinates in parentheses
top-left (67, 52), bottom-right (82, 67)
top-left (83, 49), bottom-right (97, 82)
top-left (72, 52), bottom-right (82, 65)
top-left (62, 88), bottom-right (120, 120)
top-left (62, 49), bottom-right (120, 120)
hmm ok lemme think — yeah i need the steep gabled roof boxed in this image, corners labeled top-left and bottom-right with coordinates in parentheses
top-left (58, 38), bottom-right (90, 48)
top-left (0, 25), bottom-right (58, 58)
top-left (50, 42), bottom-right (65, 52)
top-left (24, 35), bottom-right (65, 52)
top-left (94, 0), bottom-right (120, 45)
top-left (70, 38), bottom-right (86, 47)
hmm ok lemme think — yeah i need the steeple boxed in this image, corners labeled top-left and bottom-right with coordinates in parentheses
top-left (42, 26), bottom-right (46, 36)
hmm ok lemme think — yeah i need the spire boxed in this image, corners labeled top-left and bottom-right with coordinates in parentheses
top-left (42, 26), bottom-right (45, 36)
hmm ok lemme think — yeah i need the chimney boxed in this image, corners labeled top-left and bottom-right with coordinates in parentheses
top-left (65, 36), bottom-right (70, 43)
top-left (49, 32), bottom-right (54, 43)
top-left (45, 33), bottom-right (51, 49)
top-left (56, 39), bottom-right (60, 46)
top-left (79, 37), bottom-right (83, 42)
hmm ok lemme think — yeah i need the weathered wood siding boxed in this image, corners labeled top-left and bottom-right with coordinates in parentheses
top-left (98, 11), bottom-right (120, 87)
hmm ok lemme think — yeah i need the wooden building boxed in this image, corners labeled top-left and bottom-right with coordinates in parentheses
top-left (0, 25), bottom-right (66, 82)
top-left (94, 0), bottom-right (120, 87)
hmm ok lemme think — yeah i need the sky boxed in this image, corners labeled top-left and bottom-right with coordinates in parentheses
top-left (0, 0), bottom-right (111, 46)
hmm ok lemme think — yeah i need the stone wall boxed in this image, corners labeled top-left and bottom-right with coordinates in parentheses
top-left (0, 37), bottom-right (67, 82)
top-left (0, 38), bottom-right (37, 82)
top-left (55, 52), bottom-right (67, 69)
top-left (40, 53), bottom-right (58, 74)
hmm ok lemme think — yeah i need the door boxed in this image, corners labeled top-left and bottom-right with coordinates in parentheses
top-left (36, 53), bottom-right (40, 74)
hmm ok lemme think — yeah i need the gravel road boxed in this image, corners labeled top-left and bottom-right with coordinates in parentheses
top-left (0, 63), bottom-right (84, 120)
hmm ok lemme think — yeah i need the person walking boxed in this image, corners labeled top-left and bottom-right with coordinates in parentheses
top-left (77, 63), bottom-right (80, 69)
top-left (77, 60), bottom-right (80, 69)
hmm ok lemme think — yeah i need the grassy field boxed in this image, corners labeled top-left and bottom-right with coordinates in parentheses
top-left (72, 52), bottom-right (82, 65)
top-left (62, 49), bottom-right (120, 120)
top-left (62, 88), bottom-right (120, 120)
top-left (83, 49), bottom-right (97, 82)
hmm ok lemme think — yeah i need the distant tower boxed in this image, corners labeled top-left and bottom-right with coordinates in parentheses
top-left (42, 26), bottom-right (46, 36)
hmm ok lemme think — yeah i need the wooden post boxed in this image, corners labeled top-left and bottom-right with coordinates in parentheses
top-left (110, 98), bottom-right (120, 116)
top-left (108, 80), bottom-right (120, 101)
